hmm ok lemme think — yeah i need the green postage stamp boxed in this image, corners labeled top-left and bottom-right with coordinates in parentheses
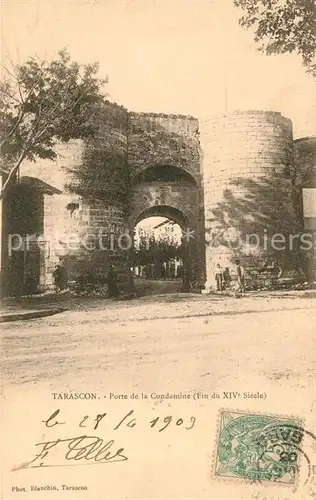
top-left (215, 410), bottom-right (304, 484)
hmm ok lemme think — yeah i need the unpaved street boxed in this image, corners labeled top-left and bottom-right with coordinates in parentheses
top-left (1, 296), bottom-right (315, 500)
top-left (1, 300), bottom-right (314, 395)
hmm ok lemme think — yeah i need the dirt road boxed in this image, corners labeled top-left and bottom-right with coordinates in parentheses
top-left (1, 299), bottom-right (315, 500)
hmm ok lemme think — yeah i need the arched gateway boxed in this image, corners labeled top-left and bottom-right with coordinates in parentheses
top-left (129, 164), bottom-right (205, 284)
top-left (1, 108), bottom-right (206, 297)
top-left (1, 104), bottom-right (313, 297)
top-left (127, 112), bottom-right (205, 286)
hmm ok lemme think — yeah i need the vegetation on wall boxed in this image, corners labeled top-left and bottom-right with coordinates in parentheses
top-left (65, 103), bottom-right (130, 210)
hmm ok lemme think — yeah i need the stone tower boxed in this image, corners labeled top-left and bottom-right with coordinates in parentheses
top-left (201, 110), bottom-right (297, 291)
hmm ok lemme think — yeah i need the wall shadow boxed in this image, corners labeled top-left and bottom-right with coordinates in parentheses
top-left (205, 171), bottom-right (308, 272)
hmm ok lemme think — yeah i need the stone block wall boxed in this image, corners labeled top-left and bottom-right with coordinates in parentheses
top-left (294, 137), bottom-right (316, 190)
top-left (59, 102), bottom-right (130, 282)
top-left (20, 141), bottom-right (83, 287)
top-left (128, 112), bottom-right (201, 183)
top-left (129, 181), bottom-right (198, 226)
top-left (14, 104), bottom-right (204, 290)
top-left (127, 112), bottom-right (204, 282)
top-left (201, 110), bottom-right (297, 290)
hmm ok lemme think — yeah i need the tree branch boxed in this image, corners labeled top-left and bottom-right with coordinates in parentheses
top-left (0, 51), bottom-right (104, 201)
top-left (0, 109), bottom-right (25, 150)
top-left (0, 85), bottom-right (22, 105)
top-left (0, 146), bottom-right (29, 200)
top-left (0, 70), bottom-right (46, 150)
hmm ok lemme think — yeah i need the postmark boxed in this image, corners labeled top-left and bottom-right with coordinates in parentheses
top-left (214, 410), bottom-right (306, 485)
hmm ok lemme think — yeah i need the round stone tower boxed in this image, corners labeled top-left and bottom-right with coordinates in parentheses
top-left (201, 110), bottom-right (297, 291)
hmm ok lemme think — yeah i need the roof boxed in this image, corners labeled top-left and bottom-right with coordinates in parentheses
top-left (294, 136), bottom-right (316, 144)
top-left (294, 137), bottom-right (316, 153)
top-left (19, 176), bottom-right (62, 195)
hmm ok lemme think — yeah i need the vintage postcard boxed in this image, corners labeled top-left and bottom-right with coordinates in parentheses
top-left (1, 0), bottom-right (315, 499)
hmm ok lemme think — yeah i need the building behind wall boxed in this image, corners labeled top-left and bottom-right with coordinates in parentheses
top-left (0, 172), bottom-right (62, 298)
top-left (294, 137), bottom-right (316, 282)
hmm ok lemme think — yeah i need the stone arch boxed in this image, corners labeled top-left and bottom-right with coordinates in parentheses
top-left (132, 205), bottom-right (188, 288)
top-left (129, 163), bottom-right (204, 285)
top-left (130, 203), bottom-right (203, 289)
top-left (131, 163), bottom-right (199, 186)
top-left (130, 165), bottom-right (198, 220)
top-left (133, 205), bottom-right (190, 230)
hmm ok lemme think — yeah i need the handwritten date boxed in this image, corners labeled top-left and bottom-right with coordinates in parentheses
top-left (43, 409), bottom-right (196, 432)
top-left (13, 409), bottom-right (196, 471)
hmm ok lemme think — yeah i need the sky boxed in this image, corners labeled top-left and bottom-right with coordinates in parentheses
top-left (1, 0), bottom-right (315, 138)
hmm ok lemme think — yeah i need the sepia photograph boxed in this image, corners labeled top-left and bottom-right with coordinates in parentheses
top-left (1, 0), bottom-right (315, 499)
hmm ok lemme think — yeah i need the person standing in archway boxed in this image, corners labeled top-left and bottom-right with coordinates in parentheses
top-left (53, 262), bottom-right (68, 293)
top-left (182, 260), bottom-right (192, 292)
top-left (235, 259), bottom-right (245, 297)
top-left (107, 264), bottom-right (120, 298)
top-left (215, 263), bottom-right (223, 292)
top-left (53, 264), bottom-right (62, 293)
top-left (223, 267), bottom-right (231, 290)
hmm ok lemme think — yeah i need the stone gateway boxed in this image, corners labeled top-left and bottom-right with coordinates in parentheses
top-left (0, 102), bottom-right (315, 297)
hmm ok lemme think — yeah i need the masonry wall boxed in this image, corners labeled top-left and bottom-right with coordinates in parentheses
top-left (201, 110), bottom-right (296, 290)
top-left (129, 180), bottom-right (198, 224)
top-left (128, 112), bottom-right (201, 183)
top-left (61, 103), bottom-right (130, 283)
top-left (15, 141), bottom-right (81, 288)
top-left (15, 105), bottom-right (204, 291)
top-left (294, 137), bottom-right (316, 190)
top-left (1, 183), bottom-right (45, 296)
top-left (127, 112), bottom-right (204, 282)
top-left (293, 137), bottom-right (316, 229)
top-left (20, 101), bottom-right (131, 288)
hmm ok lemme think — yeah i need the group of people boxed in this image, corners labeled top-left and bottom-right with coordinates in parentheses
top-left (137, 260), bottom-right (183, 280)
top-left (215, 260), bottom-right (245, 295)
top-left (53, 259), bottom-right (246, 298)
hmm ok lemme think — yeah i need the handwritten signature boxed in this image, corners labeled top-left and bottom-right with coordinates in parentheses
top-left (13, 409), bottom-right (196, 471)
top-left (15, 436), bottom-right (128, 470)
